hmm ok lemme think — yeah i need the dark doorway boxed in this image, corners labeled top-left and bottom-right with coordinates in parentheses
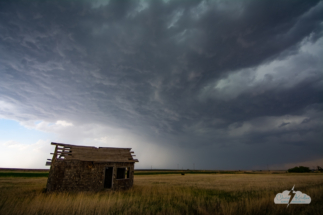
top-left (104, 167), bottom-right (113, 188)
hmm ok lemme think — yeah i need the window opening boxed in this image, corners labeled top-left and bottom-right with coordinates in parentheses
top-left (116, 168), bottom-right (126, 179)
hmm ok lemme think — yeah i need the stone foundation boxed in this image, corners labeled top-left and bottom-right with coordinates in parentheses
top-left (46, 160), bottom-right (134, 192)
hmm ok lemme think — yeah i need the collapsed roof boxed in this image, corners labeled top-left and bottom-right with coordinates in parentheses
top-left (49, 142), bottom-right (139, 163)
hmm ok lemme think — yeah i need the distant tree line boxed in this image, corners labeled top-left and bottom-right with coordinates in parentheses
top-left (288, 166), bottom-right (310, 173)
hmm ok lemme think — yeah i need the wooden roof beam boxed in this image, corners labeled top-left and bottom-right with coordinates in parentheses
top-left (51, 142), bottom-right (95, 148)
top-left (52, 142), bottom-right (132, 150)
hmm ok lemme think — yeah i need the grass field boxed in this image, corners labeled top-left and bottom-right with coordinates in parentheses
top-left (0, 171), bottom-right (322, 215)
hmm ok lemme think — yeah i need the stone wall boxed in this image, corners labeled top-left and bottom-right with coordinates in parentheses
top-left (46, 160), bottom-right (134, 192)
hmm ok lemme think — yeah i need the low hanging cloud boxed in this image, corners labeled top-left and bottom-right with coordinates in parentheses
top-left (200, 35), bottom-right (323, 101)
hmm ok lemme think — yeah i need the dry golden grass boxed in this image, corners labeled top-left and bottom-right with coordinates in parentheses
top-left (0, 173), bottom-right (322, 215)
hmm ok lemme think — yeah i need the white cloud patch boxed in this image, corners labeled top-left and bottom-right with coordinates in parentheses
top-left (56, 120), bottom-right (73, 127)
top-left (19, 120), bottom-right (74, 133)
top-left (2, 140), bottom-right (28, 150)
top-left (0, 139), bottom-right (53, 168)
top-left (1, 139), bottom-right (52, 152)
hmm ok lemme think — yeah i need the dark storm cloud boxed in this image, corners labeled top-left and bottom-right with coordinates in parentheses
top-left (0, 0), bottom-right (322, 169)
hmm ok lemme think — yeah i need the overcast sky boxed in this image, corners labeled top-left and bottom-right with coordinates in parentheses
top-left (0, 0), bottom-right (322, 170)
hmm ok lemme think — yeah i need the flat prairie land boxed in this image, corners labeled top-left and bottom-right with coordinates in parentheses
top-left (0, 172), bottom-right (322, 215)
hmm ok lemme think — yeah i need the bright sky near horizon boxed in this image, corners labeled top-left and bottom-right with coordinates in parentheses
top-left (0, 0), bottom-right (322, 170)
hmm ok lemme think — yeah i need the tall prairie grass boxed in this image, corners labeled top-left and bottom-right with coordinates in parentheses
top-left (0, 173), bottom-right (322, 214)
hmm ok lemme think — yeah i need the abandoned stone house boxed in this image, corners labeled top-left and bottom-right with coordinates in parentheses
top-left (46, 142), bottom-right (139, 191)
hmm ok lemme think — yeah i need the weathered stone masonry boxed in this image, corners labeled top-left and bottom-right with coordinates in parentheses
top-left (46, 142), bottom-right (138, 192)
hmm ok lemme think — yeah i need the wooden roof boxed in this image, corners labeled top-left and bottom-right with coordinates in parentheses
top-left (51, 142), bottom-right (139, 162)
